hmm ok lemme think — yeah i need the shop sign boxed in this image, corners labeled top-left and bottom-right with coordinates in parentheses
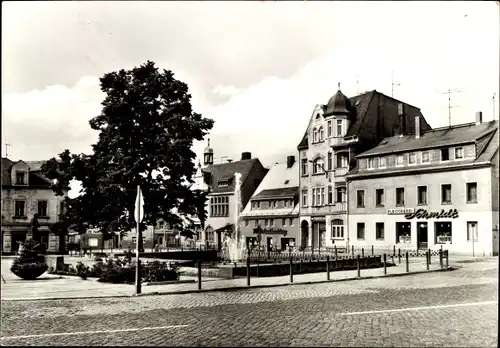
top-left (405, 208), bottom-right (459, 220)
top-left (387, 208), bottom-right (414, 215)
top-left (253, 228), bottom-right (287, 236)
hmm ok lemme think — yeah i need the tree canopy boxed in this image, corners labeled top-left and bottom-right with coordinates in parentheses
top-left (41, 61), bottom-right (213, 241)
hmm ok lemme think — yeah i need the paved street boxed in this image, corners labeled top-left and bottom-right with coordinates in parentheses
top-left (1, 259), bottom-right (497, 347)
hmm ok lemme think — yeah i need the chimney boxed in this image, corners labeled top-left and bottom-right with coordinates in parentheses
top-left (475, 111), bottom-right (483, 125)
top-left (415, 116), bottom-right (421, 139)
top-left (241, 152), bottom-right (251, 160)
top-left (286, 155), bottom-right (296, 168)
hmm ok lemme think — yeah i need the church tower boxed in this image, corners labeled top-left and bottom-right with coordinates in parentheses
top-left (203, 138), bottom-right (214, 167)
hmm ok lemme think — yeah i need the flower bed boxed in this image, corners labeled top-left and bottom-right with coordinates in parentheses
top-left (10, 239), bottom-right (48, 280)
top-left (49, 258), bottom-right (180, 284)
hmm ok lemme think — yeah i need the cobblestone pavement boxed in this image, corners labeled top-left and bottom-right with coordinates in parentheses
top-left (1, 260), bottom-right (497, 347)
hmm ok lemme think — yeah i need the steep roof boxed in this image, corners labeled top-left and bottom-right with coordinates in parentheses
top-left (1, 157), bottom-right (14, 186)
top-left (253, 186), bottom-right (299, 200)
top-left (1, 158), bottom-right (52, 187)
top-left (202, 158), bottom-right (264, 194)
top-left (357, 120), bottom-right (499, 158)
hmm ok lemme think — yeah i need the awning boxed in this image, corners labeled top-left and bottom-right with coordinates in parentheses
top-left (215, 224), bottom-right (235, 233)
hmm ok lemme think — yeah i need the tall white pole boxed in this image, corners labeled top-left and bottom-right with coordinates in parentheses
top-left (135, 185), bottom-right (141, 295)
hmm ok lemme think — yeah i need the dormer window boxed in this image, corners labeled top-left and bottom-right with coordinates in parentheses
top-left (313, 128), bottom-right (318, 143)
top-left (455, 147), bottom-right (463, 159)
top-left (312, 158), bottom-right (325, 174)
top-left (217, 180), bottom-right (230, 187)
top-left (15, 171), bottom-right (26, 185)
top-left (368, 158), bottom-right (374, 169)
top-left (441, 148), bottom-right (450, 161)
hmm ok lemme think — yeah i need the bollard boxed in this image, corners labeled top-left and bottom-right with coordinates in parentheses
top-left (326, 256), bottom-right (330, 280)
top-left (428, 249), bottom-right (431, 265)
top-left (426, 251), bottom-right (429, 270)
top-left (445, 250), bottom-right (449, 268)
top-left (256, 257), bottom-right (260, 278)
top-left (290, 255), bottom-right (294, 283)
top-left (398, 249), bottom-right (401, 264)
top-left (300, 258), bottom-right (303, 273)
top-left (383, 253), bottom-right (387, 275)
top-left (393, 245), bottom-right (396, 257)
top-left (356, 255), bottom-right (361, 278)
top-left (352, 245), bottom-right (354, 256)
top-left (197, 260), bottom-right (202, 290)
top-left (391, 255), bottom-right (394, 265)
top-left (334, 245), bottom-right (338, 259)
top-left (371, 245), bottom-right (374, 256)
top-left (405, 251), bottom-right (409, 273)
top-left (439, 249), bottom-right (443, 269)
top-left (246, 256), bottom-right (251, 286)
top-left (335, 255), bottom-right (338, 270)
top-left (361, 248), bottom-right (364, 258)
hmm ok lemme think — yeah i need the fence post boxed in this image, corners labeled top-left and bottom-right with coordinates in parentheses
top-left (334, 245), bottom-right (338, 259)
top-left (352, 245), bottom-right (354, 256)
top-left (383, 253), bottom-right (387, 275)
top-left (439, 249), bottom-right (443, 269)
top-left (357, 255), bottom-right (361, 278)
top-left (405, 251), bottom-right (409, 273)
top-left (426, 251), bottom-right (429, 270)
top-left (300, 258), bottom-right (303, 273)
top-left (428, 249), bottom-right (431, 265)
top-left (197, 260), bottom-right (202, 290)
top-left (335, 254), bottom-right (338, 270)
top-left (393, 245), bottom-right (396, 257)
top-left (246, 255), bottom-right (251, 286)
top-left (290, 254), bottom-right (294, 283)
top-left (361, 248), bottom-right (364, 258)
top-left (371, 245), bottom-right (374, 256)
top-left (326, 255), bottom-right (330, 280)
top-left (445, 250), bottom-right (449, 268)
top-left (398, 248), bottom-right (401, 264)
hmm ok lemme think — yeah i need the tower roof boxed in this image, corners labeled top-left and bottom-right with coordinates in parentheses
top-left (204, 138), bottom-right (213, 154)
top-left (324, 84), bottom-right (351, 116)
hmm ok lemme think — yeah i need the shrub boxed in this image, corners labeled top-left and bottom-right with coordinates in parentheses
top-left (10, 240), bottom-right (48, 280)
top-left (76, 261), bottom-right (89, 279)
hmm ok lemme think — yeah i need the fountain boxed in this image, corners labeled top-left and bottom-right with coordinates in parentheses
top-left (225, 172), bottom-right (247, 262)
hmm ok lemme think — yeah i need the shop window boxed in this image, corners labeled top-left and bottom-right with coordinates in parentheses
top-left (467, 221), bottom-right (478, 241)
top-left (455, 147), bottom-right (463, 159)
top-left (270, 218), bottom-right (274, 226)
top-left (466, 182), bottom-right (477, 203)
top-left (376, 222), bottom-right (385, 240)
top-left (396, 187), bottom-right (405, 206)
top-left (357, 223), bottom-right (365, 240)
top-left (14, 200), bottom-right (26, 217)
top-left (302, 190), bottom-right (308, 207)
top-left (37, 200), bottom-right (48, 217)
top-left (396, 222), bottom-right (411, 243)
top-left (282, 218), bottom-right (287, 227)
top-left (375, 189), bottom-right (384, 207)
top-left (441, 184), bottom-right (452, 204)
top-left (422, 151), bottom-right (430, 163)
top-left (441, 148), bottom-right (450, 161)
top-left (356, 190), bottom-right (365, 208)
top-left (417, 186), bottom-right (427, 205)
top-left (331, 219), bottom-right (344, 239)
top-left (435, 222), bottom-right (452, 244)
top-left (244, 220), bottom-right (249, 227)
top-left (301, 158), bottom-right (308, 176)
top-left (289, 218), bottom-right (294, 226)
top-left (265, 219), bottom-right (270, 227)
top-left (254, 220), bottom-right (258, 227)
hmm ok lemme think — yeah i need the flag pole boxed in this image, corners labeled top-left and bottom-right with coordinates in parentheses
top-left (135, 185), bottom-right (142, 295)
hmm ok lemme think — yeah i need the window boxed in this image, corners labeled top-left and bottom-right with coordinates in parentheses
top-left (357, 223), bottom-right (365, 240)
top-left (417, 186), bottom-right (427, 205)
top-left (379, 157), bottom-right (386, 168)
top-left (218, 180), bottom-right (229, 187)
top-left (244, 220), bottom-right (249, 227)
top-left (254, 220), bottom-right (258, 227)
top-left (289, 218), bottom-right (294, 226)
top-left (301, 159), bottom-right (308, 176)
top-left (265, 219), bottom-right (270, 227)
top-left (422, 151), bottom-right (430, 163)
top-left (158, 221), bottom-right (164, 229)
top-left (336, 187), bottom-right (346, 203)
top-left (336, 120), bottom-right (342, 136)
top-left (396, 222), bottom-right (411, 243)
top-left (313, 128), bottom-right (319, 143)
top-left (320, 187), bottom-right (325, 205)
top-left (59, 201), bottom-right (65, 216)
top-left (375, 189), bottom-right (385, 207)
top-left (331, 219), bottom-right (344, 239)
top-left (408, 152), bottom-right (416, 165)
top-left (210, 196), bottom-right (229, 217)
top-left (455, 147), bottom-right (463, 159)
top-left (376, 222), bottom-right (385, 240)
top-left (336, 154), bottom-right (349, 168)
top-left (327, 152), bottom-right (332, 171)
top-left (302, 190), bottom-right (308, 207)
top-left (14, 200), bottom-right (26, 217)
top-left (396, 188), bottom-right (405, 206)
top-left (319, 127), bottom-right (324, 141)
top-left (467, 182), bottom-right (477, 203)
top-left (270, 219), bottom-right (274, 226)
top-left (441, 184), bottom-right (452, 204)
top-left (313, 158), bottom-right (324, 174)
top-left (328, 185), bottom-right (333, 204)
top-left (312, 188), bottom-right (324, 206)
top-left (435, 222), bottom-right (452, 244)
top-left (327, 120), bottom-right (332, 137)
top-left (356, 190), bottom-right (365, 208)
top-left (396, 154), bottom-right (404, 166)
top-left (368, 158), bottom-right (374, 169)
top-left (467, 222), bottom-right (478, 241)
top-left (441, 148), bottom-right (450, 161)
top-left (15, 171), bottom-right (26, 185)
top-left (37, 200), bottom-right (48, 217)
top-left (282, 218), bottom-right (287, 227)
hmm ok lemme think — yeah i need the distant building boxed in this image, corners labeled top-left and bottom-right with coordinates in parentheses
top-left (240, 155), bottom-right (299, 251)
top-left (347, 114), bottom-right (499, 255)
top-left (201, 142), bottom-right (268, 250)
top-left (297, 87), bottom-right (431, 251)
top-left (1, 158), bottom-right (68, 253)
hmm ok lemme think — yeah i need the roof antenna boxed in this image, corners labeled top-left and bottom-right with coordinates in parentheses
top-left (338, 82), bottom-right (341, 90)
top-left (356, 73), bottom-right (360, 94)
top-left (438, 88), bottom-right (462, 128)
top-left (4, 138), bottom-right (11, 158)
top-left (391, 70), bottom-right (400, 98)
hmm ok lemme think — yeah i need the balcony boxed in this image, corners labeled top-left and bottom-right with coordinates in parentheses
top-left (334, 167), bottom-right (348, 176)
top-left (332, 202), bottom-right (347, 212)
top-left (330, 136), bottom-right (358, 147)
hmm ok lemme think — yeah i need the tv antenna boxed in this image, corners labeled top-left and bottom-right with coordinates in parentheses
top-left (438, 88), bottom-right (462, 128)
top-left (490, 93), bottom-right (496, 120)
top-left (4, 139), bottom-right (11, 158)
top-left (356, 73), bottom-right (360, 94)
top-left (391, 70), bottom-right (400, 98)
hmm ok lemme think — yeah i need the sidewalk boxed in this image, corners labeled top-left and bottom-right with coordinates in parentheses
top-left (1, 259), bottom-right (452, 301)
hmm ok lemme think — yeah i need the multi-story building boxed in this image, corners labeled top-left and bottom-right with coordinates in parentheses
top-left (297, 86), bottom-right (431, 251)
top-left (239, 155), bottom-right (299, 251)
top-left (201, 143), bottom-right (268, 250)
top-left (346, 113), bottom-right (499, 255)
top-left (1, 158), bottom-right (68, 253)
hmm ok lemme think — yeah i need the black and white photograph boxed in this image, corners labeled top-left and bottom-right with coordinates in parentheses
top-left (1, 1), bottom-right (499, 346)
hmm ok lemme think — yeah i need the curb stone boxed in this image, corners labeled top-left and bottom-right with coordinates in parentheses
top-left (1, 267), bottom-right (455, 302)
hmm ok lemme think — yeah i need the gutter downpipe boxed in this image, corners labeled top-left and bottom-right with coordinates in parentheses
top-left (346, 147), bottom-right (351, 252)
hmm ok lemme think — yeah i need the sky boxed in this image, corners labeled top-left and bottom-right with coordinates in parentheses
top-left (2, 1), bottom-right (499, 197)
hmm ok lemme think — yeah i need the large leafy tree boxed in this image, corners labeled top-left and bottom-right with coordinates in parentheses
top-left (41, 61), bottom-right (213, 248)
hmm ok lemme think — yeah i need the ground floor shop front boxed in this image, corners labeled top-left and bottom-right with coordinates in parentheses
top-left (348, 209), bottom-right (498, 256)
top-left (238, 217), bottom-right (299, 252)
top-left (1, 226), bottom-right (61, 253)
top-left (299, 214), bottom-right (348, 250)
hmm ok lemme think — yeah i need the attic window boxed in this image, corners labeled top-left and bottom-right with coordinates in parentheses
top-left (355, 100), bottom-right (360, 107)
top-left (284, 180), bottom-right (290, 185)
top-left (316, 113), bottom-right (321, 119)
top-left (15, 171), bottom-right (26, 185)
top-left (218, 180), bottom-right (230, 187)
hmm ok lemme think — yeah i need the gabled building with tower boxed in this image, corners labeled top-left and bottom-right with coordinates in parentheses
top-left (297, 85), bottom-right (432, 252)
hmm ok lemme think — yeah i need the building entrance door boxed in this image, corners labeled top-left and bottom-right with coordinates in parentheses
top-left (267, 237), bottom-right (274, 251)
top-left (417, 222), bottom-right (428, 250)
